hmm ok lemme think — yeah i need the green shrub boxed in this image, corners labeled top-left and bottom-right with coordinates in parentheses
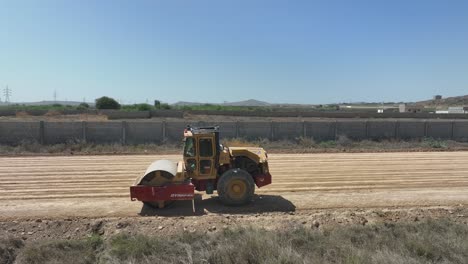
top-left (318, 140), bottom-right (338, 148)
top-left (422, 138), bottom-right (448, 149)
top-left (121, 103), bottom-right (153, 111)
top-left (337, 135), bottom-right (353, 146)
top-left (78, 103), bottom-right (90, 109)
top-left (159, 103), bottom-right (171, 110)
top-left (106, 234), bottom-right (194, 263)
top-left (95, 96), bottom-right (121, 110)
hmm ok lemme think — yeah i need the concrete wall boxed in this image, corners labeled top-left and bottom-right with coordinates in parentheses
top-left (397, 121), bottom-right (426, 139)
top-left (125, 121), bottom-right (163, 144)
top-left (0, 121), bottom-right (40, 144)
top-left (165, 122), bottom-right (188, 142)
top-left (44, 122), bottom-right (83, 144)
top-left (336, 121), bottom-right (367, 140)
top-left (238, 122), bottom-right (272, 140)
top-left (305, 121), bottom-right (336, 141)
top-left (86, 122), bottom-right (123, 143)
top-left (2, 120), bottom-right (468, 145)
top-left (425, 121), bottom-right (453, 139)
top-left (274, 122), bottom-right (303, 140)
top-left (453, 121), bottom-right (468, 141)
top-left (216, 122), bottom-right (238, 138)
top-left (367, 121), bottom-right (397, 139)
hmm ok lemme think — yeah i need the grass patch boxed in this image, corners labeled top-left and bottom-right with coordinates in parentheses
top-left (12, 219), bottom-right (468, 264)
top-left (105, 220), bottom-right (468, 264)
top-left (15, 235), bottom-right (102, 264)
top-left (103, 233), bottom-right (198, 263)
top-left (0, 237), bottom-right (24, 264)
top-left (421, 138), bottom-right (449, 149)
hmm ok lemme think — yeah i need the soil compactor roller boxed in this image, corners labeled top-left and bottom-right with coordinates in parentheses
top-left (130, 126), bottom-right (272, 208)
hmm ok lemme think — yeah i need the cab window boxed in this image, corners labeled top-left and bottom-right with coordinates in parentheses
top-left (199, 138), bottom-right (213, 157)
top-left (186, 159), bottom-right (196, 172)
top-left (184, 137), bottom-right (196, 157)
top-left (200, 160), bottom-right (212, 174)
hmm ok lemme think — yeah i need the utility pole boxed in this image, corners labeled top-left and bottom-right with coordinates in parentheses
top-left (3, 85), bottom-right (11, 103)
top-left (53, 90), bottom-right (57, 102)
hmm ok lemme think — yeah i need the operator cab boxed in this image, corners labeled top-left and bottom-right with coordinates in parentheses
top-left (183, 126), bottom-right (220, 179)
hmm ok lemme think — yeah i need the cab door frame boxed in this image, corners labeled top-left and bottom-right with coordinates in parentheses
top-left (197, 135), bottom-right (217, 179)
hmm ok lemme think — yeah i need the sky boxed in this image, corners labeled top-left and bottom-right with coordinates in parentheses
top-left (0, 0), bottom-right (468, 104)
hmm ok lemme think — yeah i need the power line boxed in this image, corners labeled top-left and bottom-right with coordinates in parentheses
top-left (3, 85), bottom-right (11, 103)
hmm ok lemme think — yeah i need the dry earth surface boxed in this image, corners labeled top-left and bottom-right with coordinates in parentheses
top-left (1, 152), bottom-right (468, 241)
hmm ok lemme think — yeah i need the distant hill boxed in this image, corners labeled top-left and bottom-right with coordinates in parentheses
top-left (416, 95), bottom-right (468, 107)
top-left (172, 101), bottom-right (204, 107)
top-left (222, 99), bottom-right (270, 107)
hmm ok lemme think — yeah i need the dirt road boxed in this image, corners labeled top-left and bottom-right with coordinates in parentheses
top-left (1, 152), bottom-right (468, 220)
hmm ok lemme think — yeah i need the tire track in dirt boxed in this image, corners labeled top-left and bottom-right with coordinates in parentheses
top-left (1, 152), bottom-right (468, 219)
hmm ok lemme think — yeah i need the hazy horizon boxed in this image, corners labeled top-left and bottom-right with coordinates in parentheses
top-left (1, 96), bottom-right (461, 106)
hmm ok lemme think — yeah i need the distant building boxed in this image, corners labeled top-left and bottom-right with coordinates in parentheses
top-left (399, 104), bottom-right (406, 113)
top-left (437, 107), bottom-right (468, 114)
top-left (433, 95), bottom-right (442, 100)
top-left (448, 107), bottom-right (465, 114)
top-left (407, 107), bottom-right (422, 113)
top-left (401, 104), bottom-right (422, 113)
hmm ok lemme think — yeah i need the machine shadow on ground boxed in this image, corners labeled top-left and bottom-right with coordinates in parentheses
top-left (139, 194), bottom-right (296, 217)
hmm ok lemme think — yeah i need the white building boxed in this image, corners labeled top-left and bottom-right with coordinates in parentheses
top-left (448, 107), bottom-right (466, 114)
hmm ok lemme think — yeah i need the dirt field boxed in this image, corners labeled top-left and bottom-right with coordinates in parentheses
top-left (1, 152), bottom-right (468, 221)
top-left (1, 151), bottom-right (468, 247)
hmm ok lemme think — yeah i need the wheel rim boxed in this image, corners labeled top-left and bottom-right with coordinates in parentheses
top-left (227, 179), bottom-right (247, 199)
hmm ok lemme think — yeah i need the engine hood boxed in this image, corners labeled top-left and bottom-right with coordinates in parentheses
top-left (228, 147), bottom-right (268, 163)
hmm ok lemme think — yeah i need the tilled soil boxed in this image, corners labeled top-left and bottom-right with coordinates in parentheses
top-left (1, 152), bottom-right (468, 240)
top-left (1, 207), bottom-right (467, 242)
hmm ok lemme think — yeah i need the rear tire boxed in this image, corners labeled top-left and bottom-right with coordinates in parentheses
top-left (217, 169), bottom-right (255, 206)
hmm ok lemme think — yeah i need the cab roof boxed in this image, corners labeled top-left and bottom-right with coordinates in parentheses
top-left (185, 125), bottom-right (219, 135)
